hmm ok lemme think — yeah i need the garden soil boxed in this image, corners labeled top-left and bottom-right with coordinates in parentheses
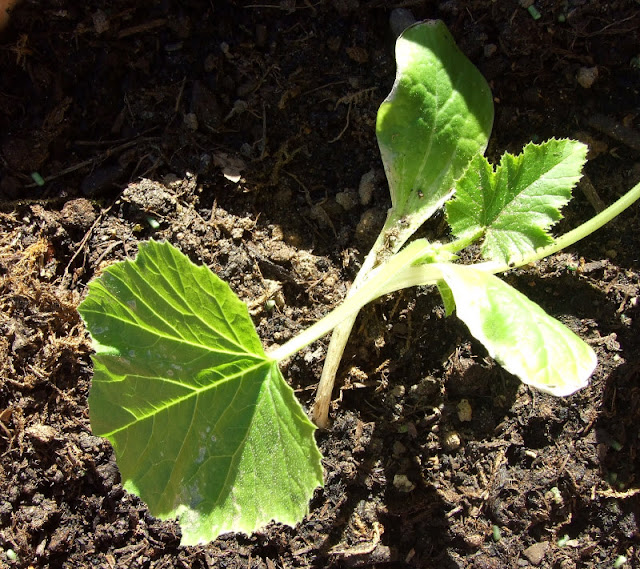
top-left (1, 1), bottom-right (639, 568)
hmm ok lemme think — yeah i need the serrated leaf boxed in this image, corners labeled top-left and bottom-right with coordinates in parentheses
top-left (437, 263), bottom-right (596, 396)
top-left (376, 20), bottom-right (494, 239)
top-left (446, 139), bottom-right (588, 263)
top-left (78, 240), bottom-right (323, 545)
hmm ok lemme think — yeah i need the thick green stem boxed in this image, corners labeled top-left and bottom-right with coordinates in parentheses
top-left (268, 239), bottom-right (438, 362)
top-left (386, 181), bottom-right (640, 291)
top-left (308, 207), bottom-right (434, 428)
top-left (307, 222), bottom-right (389, 427)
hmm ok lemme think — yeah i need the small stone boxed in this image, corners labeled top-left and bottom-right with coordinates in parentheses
top-left (346, 46), bottom-right (368, 64)
top-left (392, 441), bottom-right (406, 457)
top-left (393, 474), bottom-right (415, 493)
top-left (522, 541), bottom-right (549, 566)
top-left (335, 190), bottom-right (358, 211)
top-left (355, 208), bottom-right (385, 246)
top-left (327, 36), bottom-right (341, 51)
top-left (464, 533), bottom-right (485, 549)
top-left (442, 431), bottom-right (461, 452)
top-left (391, 385), bottom-right (406, 398)
top-left (92, 10), bottom-right (110, 34)
top-left (183, 112), bottom-right (199, 131)
top-left (358, 169), bottom-right (377, 205)
top-left (457, 399), bottom-right (473, 422)
top-left (25, 424), bottom-right (58, 444)
top-left (577, 66), bottom-right (598, 88)
top-left (484, 43), bottom-right (497, 58)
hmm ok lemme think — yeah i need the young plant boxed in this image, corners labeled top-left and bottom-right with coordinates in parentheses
top-left (78, 20), bottom-right (640, 545)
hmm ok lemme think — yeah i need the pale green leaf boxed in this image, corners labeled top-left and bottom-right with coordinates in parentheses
top-left (376, 20), bottom-right (494, 239)
top-left (78, 240), bottom-right (323, 545)
top-left (446, 139), bottom-right (588, 263)
top-left (436, 280), bottom-right (455, 317)
top-left (437, 263), bottom-right (596, 396)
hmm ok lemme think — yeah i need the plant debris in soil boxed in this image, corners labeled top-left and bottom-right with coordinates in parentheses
top-left (1, 1), bottom-right (640, 568)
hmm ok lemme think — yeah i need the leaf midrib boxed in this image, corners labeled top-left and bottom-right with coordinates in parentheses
top-left (101, 358), bottom-right (271, 438)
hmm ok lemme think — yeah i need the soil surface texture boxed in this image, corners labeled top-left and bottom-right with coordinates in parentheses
top-left (1, 1), bottom-right (640, 568)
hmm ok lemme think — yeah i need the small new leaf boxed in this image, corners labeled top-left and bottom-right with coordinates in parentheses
top-left (78, 241), bottom-right (323, 545)
top-left (437, 263), bottom-right (596, 396)
top-left (446, 139), bottom-right (588, 263)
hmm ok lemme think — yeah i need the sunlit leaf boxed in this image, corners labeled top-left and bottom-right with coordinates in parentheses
top-left (437, 263), bottom-right (596, 396)
top-left (376, 20), bottom-right (494, 240)
top-left (79, 241), bottom-right (323, 545)
top-left (446, 139), bottom-right (588, 263)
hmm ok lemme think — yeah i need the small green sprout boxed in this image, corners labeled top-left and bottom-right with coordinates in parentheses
top-left (78, 20), bottom-right (640, 544)
top-left (614, 555), bottom-right (628, 568)
top-left (527, 4), bottom-right (542, 20)
top-left (145, 216), bottom-right (160, 229)
top-left (30, 172), bottom-right (45, 186)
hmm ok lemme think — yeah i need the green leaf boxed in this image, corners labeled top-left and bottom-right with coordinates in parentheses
top-left (436, 280), bottom-right (455, 317)
top-left (376, 20), bottom-right (494, 239)
top-left (78, 241), bottom-right (323, 545)
top-left (437, 263), bottom-right (596, 396)
top-left (446, 139), bottom-right (588, 263)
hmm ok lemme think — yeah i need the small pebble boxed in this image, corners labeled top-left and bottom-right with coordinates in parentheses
top-left (442, 431), bottom-right (461, 451)
top-left (335, 191), bottom-right (358, 211)
top-left (358, 169), bottom-right (376, 205)
top-left (522, 541), bottom-right (549, 566)
top-left (393, 474), bottom-right (415, 493)
top-left (392, 441), bottom-right (406, 457)
top-left (484, 43), bottom-right (497, 58)
top-left (391, 385), bottom-right (406, 398)
top-left (457, 399), bottom-right (472, 422)
top-left (25, 424), bottom-right (58, 444)
top-left (184, 112), bottom-right (198, 131)
top-left (577, 66), bottom-right (598, 88)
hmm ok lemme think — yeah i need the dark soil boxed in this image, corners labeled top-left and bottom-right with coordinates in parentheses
top-left (1, 1), bottom-right (640, 568)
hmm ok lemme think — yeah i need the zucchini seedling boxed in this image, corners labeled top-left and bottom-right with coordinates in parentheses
top-left (78, 21), bottom-right (640, 545)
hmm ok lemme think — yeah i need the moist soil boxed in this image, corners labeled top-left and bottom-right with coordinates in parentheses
top-left (1, 1), bottom-right (639, 568)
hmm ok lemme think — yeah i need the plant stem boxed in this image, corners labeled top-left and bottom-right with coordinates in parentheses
top-left (524, 180), bottom-right (640, 263)
top-left (268, 240), bottom-right (437, 362)
top-left (471, 180), bottom-right (640, 275)
top-left (307, 204), bottom-right (445, 428)
top-left (391, 181), bottom-right (640, 290)
top-left (307, 222), bottom-right (389, 427)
